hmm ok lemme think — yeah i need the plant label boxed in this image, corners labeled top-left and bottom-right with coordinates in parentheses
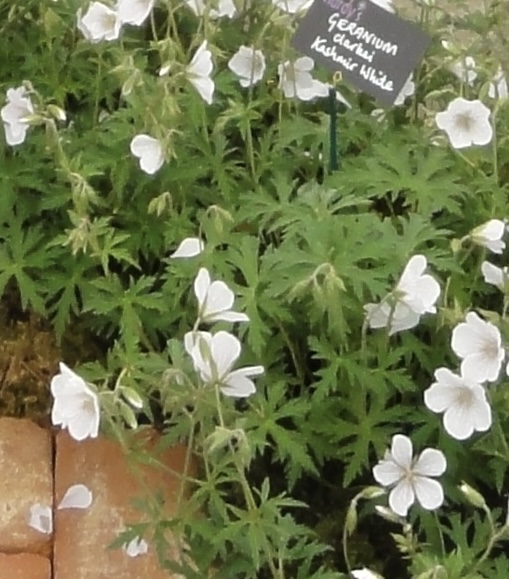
top-left (292, 0), bottom-right (431, 106)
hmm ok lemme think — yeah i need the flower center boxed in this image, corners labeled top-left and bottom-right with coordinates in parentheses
top-left (455, 386), bottom-right (475, 407)
top-left (455, 112), bottom-right (474, 132)
top-left (481, 337), bottom-right (500, 361)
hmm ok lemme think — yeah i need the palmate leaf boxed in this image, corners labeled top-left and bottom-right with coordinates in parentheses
top-left (0, 217), bottom-right (57, 313)
top-left (246, 379), bottom-right (318, 488)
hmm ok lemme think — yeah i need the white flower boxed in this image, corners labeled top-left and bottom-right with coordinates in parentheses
top-left (170, 237), bottom-right (204, 259)
top-left (481, 261), bottom-right (509, 290)
top-left (278, 57), bottom-right (328, 101)
top-left (451, 56), bottom-right (477, 85)
top-left (1, 86), bottom-right (34, 146)
top-left (365, 255), bottom-right (440, 335)
top-left (51, 362), bottom-right (100, 441)
top-left (130, 134), bottom-right (164, 175)
top-left (194, 268), bottom-right (249, 324)
top-left (470, 219), bottom-right (506, 254)
top-left (123, 536), bottom-right (149, 557)
top-left (187, 41), bottom-right (214, 105)
top-left (488, 68), bottom-right (508, 100)
top-left (394, 75), bottom-right (415, 106)
top-left (424, 367), bottom-right (492, 440)
top-left (77, 2), bottom-right (121, 43)
top-left (184, 0), bottom-right (236, 18)
top-left (272, 0), bottom-right (313, 13)
top-left (58, 484), bottom-right (93, 510)
top-left (352, 570), bottom-right (382, 579)
top-left (117, 0), bottom-right (154, 26)
top-left (370, 0), bottom-right (394, 11)
top-left (373, 434), bottom-right (446, 517)
top-left (228, 46), bottom-right (266, 88)
top-left (435, 98), bottom-right (492, 149)
top-left (28, 504), bottom-right (53, 534)
top-left (451, 312), bottom-right (504, 383)
top-left (184, 331), bottom-right (264, 398)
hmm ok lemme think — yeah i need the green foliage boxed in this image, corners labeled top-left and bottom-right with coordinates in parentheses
top-left (2, 0), bottom-right (509, 577)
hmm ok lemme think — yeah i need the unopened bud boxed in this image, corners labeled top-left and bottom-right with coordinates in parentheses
top-left (345, 501), bottom-right (358, 536)
top-left (47, 104), bottom-right (67, 122)
top-left (375, 505), bottom-right (404, 525)
top-left (459, 482), bottom-right (487, 510)
top-left (359, 486), bottom-right (386, 501)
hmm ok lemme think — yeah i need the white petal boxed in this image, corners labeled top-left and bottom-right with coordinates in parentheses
top-left (460, 352), bottom-right (502, 383)
top-left (130, 134), bottom-right (164, 175)
top-left (413, 476), bottom-right (444, 511)
top-left (390, 434), bottom-right (413, 469)
top-left (210, 331), bottom-right (241, 377)
top-left (189, 76), bottom-right (214, 105)
top-left (413, 448), bottom-right (446, 477)
top-left (202, 280), bottom-right (235, 318)
top-left (424, 382), bottom-right (457, 414)
top-left (194, 268), bottom-right (211, 309)
top-left (169, 237), bottom-right (204, 259)
top-left (117, 0), bottom-right (154, 26)
top-left (221, 366), bottom-right (264, 398)
top-left (351, 569), bottom-right (379, 579)
top-left (481, 261), bottom-right (504, 288)
top-left (28, 504), bottom-right (53, 534)
top-left (58, 484), bottom-right (93, 510)
top-left (209, 311), bottom-right (250, 323)
top-left (388, 480), bottom-right (414, 517)
top-left (372, 460), bottom-right (403, 487)
top-left (124, 536), bottom-right (149, 557)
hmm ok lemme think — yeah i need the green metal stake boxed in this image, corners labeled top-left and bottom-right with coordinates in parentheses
top-left (328, 71), bottom-right (342, 173)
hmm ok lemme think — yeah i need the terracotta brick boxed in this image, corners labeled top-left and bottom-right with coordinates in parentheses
top-left (0, 553), bottom-right (50, 579)
top-left (0, 418), bottom-right (52, 556)
top-left (54, 429), bottom-right (193, 579)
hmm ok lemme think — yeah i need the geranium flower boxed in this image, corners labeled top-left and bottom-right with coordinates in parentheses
top-left (488, 68), bottom-right (508, 100)
top-left (451, 312), bottom-right (504, 383)
top-left (278, 57), bottom-right (329, 101)
top-left (187, 41), bottom-right (214, 104)
top-left (352, 570), bottom-right (382, 579)
top-left (451, 56), bottom-right (477, 85)
top-left (194, 268), bottom-right (249, 324)
top-left (373, 434), bottom-right (446, 517)
top-left (435, 98), bottom-right (492, 149)
top-left (184, 331), bottom-right (264, 398)
top-left (481, 261), bottom-right (509, 291)
top-left (1, 86), bottom-right (34, 146)
top-left (424, 367), bottom-right (492, 440)
top-left (169, 237), bottom-right (204, 259)
top-left (124, 536), bottom-right (149, 557)
top-left (58, 484), bottom-right (93, 510)
top-left (77, 2), bottom-right (121, 43)
top-left (51, 363), bottom-right (100, 441)
top-left (394, 75), bottom-right (415, 106)
top-left (184, 0), bottom-right (236, 18)
top-left (365, 254), bottom-right (440, 335)
top-left (28, 504), bottom-right (53, 535)
top-left (470, 219), bottom-right (506, 254)
top-left (117, 0), bottom-right (154, 26)
top-left (228, 46), bottom-right (266, 88)
top-left (272, 0), bottom-right (313, 13)
top-left (130, 134), bottom-right (164, 175)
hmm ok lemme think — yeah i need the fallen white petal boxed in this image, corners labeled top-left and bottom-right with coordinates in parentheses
top-left (58, 484), bottom-right (93, 510)
top-left (28, 504), bottom-right (53, 534)
top-left (123, 536), bottom-right (149, 557)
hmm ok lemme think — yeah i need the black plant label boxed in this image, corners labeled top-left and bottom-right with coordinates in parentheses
top-left (292, 0), bottom-right (431, 106)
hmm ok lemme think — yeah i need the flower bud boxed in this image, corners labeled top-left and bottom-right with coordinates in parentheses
top-left (359, 486), bottom-right (386, 500)
top-left (459, 482), bottom-right (487, 510)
